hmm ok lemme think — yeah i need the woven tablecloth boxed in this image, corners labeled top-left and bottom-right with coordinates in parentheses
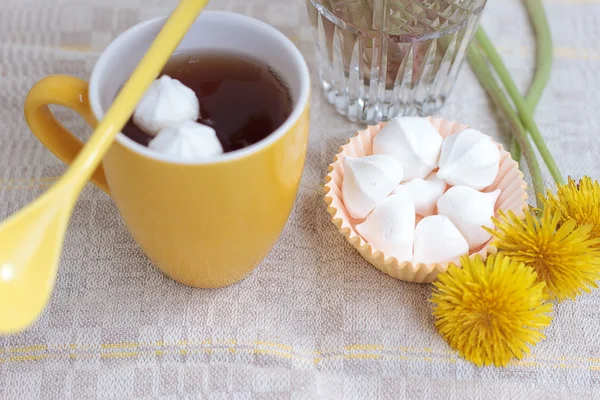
top-left (1, 0), bottom-right (600, 398)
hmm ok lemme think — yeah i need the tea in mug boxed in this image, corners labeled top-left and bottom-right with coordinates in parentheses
top-left (122, 51), bottom-right (293, 152)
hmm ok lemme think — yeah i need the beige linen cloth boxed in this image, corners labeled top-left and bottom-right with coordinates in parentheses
top-left (1, 0), bottom-right (600, 398)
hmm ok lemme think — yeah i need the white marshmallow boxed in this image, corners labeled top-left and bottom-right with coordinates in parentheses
top-left (149, 120), bottom-right (223, 160)
top-left (133, 75), bottom-right (200, 136)
top-left (437, 129), bottom-right (500, 190)
top-left (373, 117), bottom-right (443, 181)
top-left (392, 171), bottom-right (447, 217)
top-left (437, 186), bottom-right (501, 250)
top-left (356, 193), bottom-right (415, 262)
top-left (413, 215), bottom-right (469, 265)
top-left (342, 155), bottom-right (404, 219)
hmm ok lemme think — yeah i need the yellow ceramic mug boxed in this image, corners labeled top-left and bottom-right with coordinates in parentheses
top-left (24, 11), bottom-right (310, 288)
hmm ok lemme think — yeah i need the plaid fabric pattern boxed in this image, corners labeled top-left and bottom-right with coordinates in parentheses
top-left (1, 0), bottom-right (600, 398)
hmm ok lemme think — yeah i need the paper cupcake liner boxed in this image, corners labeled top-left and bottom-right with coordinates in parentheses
top-left (323, 117), bottom-right (529, 283)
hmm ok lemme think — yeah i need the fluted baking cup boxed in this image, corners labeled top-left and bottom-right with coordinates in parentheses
top-left (323, 117), bottom-right (529, 283)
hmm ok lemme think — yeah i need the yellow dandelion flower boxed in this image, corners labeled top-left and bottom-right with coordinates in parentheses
top-left (543, 176), bottom-right (600, 241)
top-left (431, 254), bottom-right (552, 367)
top-left (487, 208), bottom-right (600, 301)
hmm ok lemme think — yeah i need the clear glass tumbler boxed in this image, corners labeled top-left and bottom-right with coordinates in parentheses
top-left (306, 0), bottom-right (487, 124)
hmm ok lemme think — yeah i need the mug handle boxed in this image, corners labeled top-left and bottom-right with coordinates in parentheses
top-left (24, 75), bottom-right (110, 194)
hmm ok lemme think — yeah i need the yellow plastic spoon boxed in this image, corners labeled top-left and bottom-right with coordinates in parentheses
top-left (0, 0), bottom-right (210, 334)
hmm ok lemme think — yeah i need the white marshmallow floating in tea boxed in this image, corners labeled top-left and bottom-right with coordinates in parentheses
top-left (133, 75), bottom-right (200, 136)
top-left (356, 193), bottom-right (416, 263)
top-left (342, 155), bottom-right (404, 219)
top-left (413, 215), bottom-right (469, 265)
top-left (393, 171), bottom-right (447, 217)
top-left (437, 128), bottom-right (500, 190)
top-left (373, 117), bottom-right (443, 181)
top-left (149, 120), bottom-right (223, 160)
top-left (437, 186), bottom-right (501, 250)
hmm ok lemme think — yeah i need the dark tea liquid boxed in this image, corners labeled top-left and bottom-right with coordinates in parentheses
top-left (122, 51), bottom-right (293, 152)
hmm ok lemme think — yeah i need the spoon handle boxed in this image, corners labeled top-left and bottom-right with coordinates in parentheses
top-left (64, 0), bottom-right (210, 192)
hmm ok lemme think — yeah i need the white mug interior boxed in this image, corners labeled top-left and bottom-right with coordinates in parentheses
top-left (88, 10), bottom-right (310, 165)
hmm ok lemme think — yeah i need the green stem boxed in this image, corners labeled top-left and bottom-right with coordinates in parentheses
top-left (523, 0), bottom-right (553, 108)
top-left (475, 28), bottom-right (564, 185)
top-left (467, 45), bottom-right (545, 207)
top-left (510, 0), bottom-right (554, 164)
top-left (509, 137), bottom-right (521, 161)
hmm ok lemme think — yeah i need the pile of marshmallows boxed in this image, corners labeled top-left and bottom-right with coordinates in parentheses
top-left (343, 117), bottom-right (502, 266)
top-left (132, 75), bottom-right (224, 159)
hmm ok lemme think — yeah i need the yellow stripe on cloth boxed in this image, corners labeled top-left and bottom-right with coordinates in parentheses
top-left (2, 339), bottom-right (600, 370)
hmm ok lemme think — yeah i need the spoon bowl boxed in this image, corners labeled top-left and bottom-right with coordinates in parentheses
top-left (0, 182), bottom-right (75, 333)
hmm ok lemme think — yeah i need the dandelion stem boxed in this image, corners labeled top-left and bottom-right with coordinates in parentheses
top-left (474, 28), bottom-right (563, 185)
top-left (509, 134), bottom-right (521, 162)
top-left (467, 45), bottom-right (545, 207)
top-left (524, 0), bottom-right (554, 107)
top-left (511, 0), bottom-right (554, 163)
